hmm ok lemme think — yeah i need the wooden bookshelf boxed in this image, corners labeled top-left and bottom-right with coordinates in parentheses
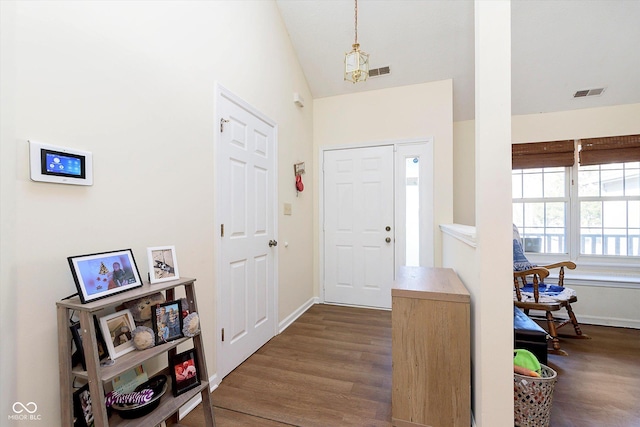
top-left (57, 277), bottom-right (215, 426)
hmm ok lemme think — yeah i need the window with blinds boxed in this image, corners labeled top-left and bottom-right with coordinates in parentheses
top-left (512, 134), bottom-right (640, 259)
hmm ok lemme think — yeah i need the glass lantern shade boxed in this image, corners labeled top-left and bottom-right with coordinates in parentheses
top-left (344, 44), bottom-right (369, 83)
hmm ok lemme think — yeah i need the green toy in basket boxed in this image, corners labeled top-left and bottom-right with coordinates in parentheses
top-left (514, 349), bottom-right (541, 377)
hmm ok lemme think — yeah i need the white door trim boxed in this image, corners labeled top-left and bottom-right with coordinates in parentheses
top-left (214, 82), bottom-right (279, 381)
top-left (318, 138), bottom-right (433, 305)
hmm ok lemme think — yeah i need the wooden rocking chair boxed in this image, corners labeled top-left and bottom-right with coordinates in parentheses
top-left (512, 225), bottom-right (590, 356)
top-left (514, 264), bottom-right (591, 355)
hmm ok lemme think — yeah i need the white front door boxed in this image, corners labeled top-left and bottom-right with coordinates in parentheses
top-left (323, 145), bottom-right (395, 309)
top-left (216, 86), bottom-right (277, 379)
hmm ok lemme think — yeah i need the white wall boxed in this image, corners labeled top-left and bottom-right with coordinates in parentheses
top-left (0, 1), bottom-right (315, 424)
top-left (1, 1), bottom-right (18, 422)
top-left (453, 119), bottom-right (475, 225)
top-left (441, 227), bottom-right (478, 424)
top-left (313, 80), bottom-right (454, 284)
top-left (512, 103), bottom-right (640, 142)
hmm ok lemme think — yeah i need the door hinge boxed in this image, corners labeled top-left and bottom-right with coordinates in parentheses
top-left (221, 328), bottom-right (225, 342)
top-left (220, 118), bottom-right (229, 132)
top-left (221, 224), bottom-right (224, 237)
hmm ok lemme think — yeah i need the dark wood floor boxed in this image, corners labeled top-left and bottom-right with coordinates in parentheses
top-left (177, 304), bottom-right (640, 427)
top-left (547, 322), bottom-right (640, 427)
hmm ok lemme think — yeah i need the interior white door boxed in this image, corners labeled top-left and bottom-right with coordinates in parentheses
top-left (217, 88), bottom-right (277, 379)
top-left (323, 145), bottom-right (395, 309)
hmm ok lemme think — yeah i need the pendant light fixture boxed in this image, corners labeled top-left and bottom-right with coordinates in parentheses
top-left (344, 0), bottom-right (369, 83)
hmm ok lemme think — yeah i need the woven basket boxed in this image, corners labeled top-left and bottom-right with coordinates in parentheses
top-left (514, 364), bottom-right (558, 427)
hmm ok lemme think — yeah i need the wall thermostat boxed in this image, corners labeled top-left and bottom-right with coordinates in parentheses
top-left (29, 140), bottom-right (93, 186)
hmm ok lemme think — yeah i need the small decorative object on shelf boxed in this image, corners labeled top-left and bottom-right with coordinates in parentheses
top-left (170, 349), bottom-right (201, 397)
top-left (147, 246), bottom-right (180, 284)
top-left (68, 249), bottom-right (143, 303)
top-left (152, 300), bottom-right (184, 344)
top-left (131, 326), bottom-right (156, 350)
top-left (122, 292), bottom-right (166, 328)
top-left (182, 312), bottom-right (200, 337)
top-left (108, 374), bottom-right (168, 419)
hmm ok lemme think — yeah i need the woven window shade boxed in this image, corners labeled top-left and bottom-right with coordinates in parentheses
top-left (512, 140), bottom-right (575, 170)
top-left (579, 134), bottom-right (640, 166)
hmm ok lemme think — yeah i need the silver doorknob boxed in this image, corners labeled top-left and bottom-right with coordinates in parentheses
top-left (269, 240), bottom-right (278, 247)
top-left (385, 237), bottom-right (391, 243)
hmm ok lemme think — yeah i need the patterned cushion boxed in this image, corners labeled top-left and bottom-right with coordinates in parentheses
top-left (513, 239), bottom-right (535, 271)
top-left (513, 224), bottom-right (522, 241)
top-left (515, 284), bottom-right (576, 303)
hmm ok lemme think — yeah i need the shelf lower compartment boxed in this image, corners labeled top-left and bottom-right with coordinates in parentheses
top-left (72, 336), bottom-right (195, 383)
top-left (108, 380), bottom-right (209, 427)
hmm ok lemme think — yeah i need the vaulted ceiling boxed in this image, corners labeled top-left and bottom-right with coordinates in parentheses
top-left (276, 0), bottom-right (640, 121)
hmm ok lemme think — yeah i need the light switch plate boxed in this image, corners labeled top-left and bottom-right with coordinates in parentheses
top-left (284, 203), bottom-right (292, 215)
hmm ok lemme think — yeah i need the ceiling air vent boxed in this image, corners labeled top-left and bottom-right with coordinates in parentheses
top-left (573, 87), bottom-right (605, 98)
top-left (368, 66), bottom-right (391, 78)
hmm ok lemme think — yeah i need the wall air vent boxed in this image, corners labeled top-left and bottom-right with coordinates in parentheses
top-left (573, 87), bottom-right (606, 98)
top-left (368, 66), bottom-right (391, 78)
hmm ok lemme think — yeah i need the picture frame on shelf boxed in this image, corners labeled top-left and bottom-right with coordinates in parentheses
top-left (152, 300), bottom-right (183, 345)
top-left (68, 249), bottom-right (143, 304)
top-left (70, 322), bottom-right (86, 370)
top-left (147, 245), bottom-right (180, 284)
top-left (72, 383), bottom-right (94, 427)
top-left (70, 318), bottom-right (109, 370)
top-left (99, 309), bottom-right (136, 360)
top-left (169, 348), bottom-right (200, 397)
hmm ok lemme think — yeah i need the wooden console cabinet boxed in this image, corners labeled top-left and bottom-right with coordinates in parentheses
top-left (57, 277), bottom-right (215, 427)
top-left (392, 267), bottom-right (470, 427)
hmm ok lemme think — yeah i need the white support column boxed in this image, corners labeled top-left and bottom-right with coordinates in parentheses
top-left (474, 1), bottom-right (513, 426)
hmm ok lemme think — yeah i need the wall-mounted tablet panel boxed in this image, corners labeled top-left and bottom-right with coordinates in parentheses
top-left (29, 140), bottom-right (93, 186)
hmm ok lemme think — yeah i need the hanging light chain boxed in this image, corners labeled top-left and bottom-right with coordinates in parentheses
top-left (354, 0), bottom-right (358, 45)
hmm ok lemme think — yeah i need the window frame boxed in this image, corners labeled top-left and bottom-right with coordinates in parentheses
top-left (512, 166), bottom-right (571, 256)
top-left (512, 162), bottom-right (639, 273)
top-left (571, 160), bottom-right (640, 265)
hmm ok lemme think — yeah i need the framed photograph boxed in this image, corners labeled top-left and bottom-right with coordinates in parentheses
top-left (68, 249), bottom-right (143, 304)
top-left (169, 349), bottom-right (200, 397)
top-left (99, 309), bottom-right (136, 360)
top-left (152, 300), bottom-right (183, 344)
top-left (70, 318), bottom-right (108, 370)
top-left (147, 246), bottom-right (179, 284)
top-left (73, 383), bottom-right (94, 427)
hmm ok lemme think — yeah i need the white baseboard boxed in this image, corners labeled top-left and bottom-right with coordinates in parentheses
top-left (576, 314), bottom-right (640, 329)
top-left (176, 374), bottom-right (219, 420)
top-left (208, 373), bottom-right (219, 391)
top-left (524, 309), bottom-right (640, 329)
top-left (278, 296), bottom-right (319, 333)
top-left (177, 392), bottom-right (203, 420)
